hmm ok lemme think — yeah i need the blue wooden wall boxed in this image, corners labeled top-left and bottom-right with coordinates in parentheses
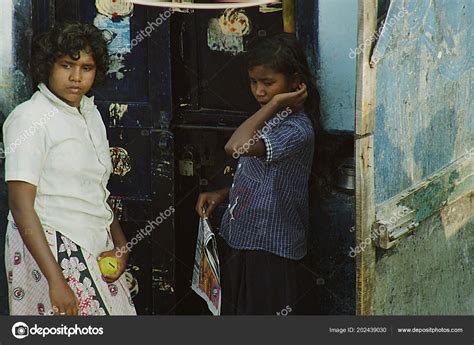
top-left (371, 0), bottom-right (474, 315)
top-left (373, 0), bottom-right (473, 204)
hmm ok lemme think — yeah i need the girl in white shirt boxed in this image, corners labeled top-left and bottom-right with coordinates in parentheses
top-left (3, 22), bottom-right (136, 316)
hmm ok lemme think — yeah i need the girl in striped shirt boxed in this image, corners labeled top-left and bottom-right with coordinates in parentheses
top-left (196, 33), bottom-right (320, 315)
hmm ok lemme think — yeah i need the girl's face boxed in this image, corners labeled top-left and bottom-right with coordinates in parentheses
top-left (48, 49), bottom-right (96, 108)
top-left (248, 65), bottom-right (298, 107)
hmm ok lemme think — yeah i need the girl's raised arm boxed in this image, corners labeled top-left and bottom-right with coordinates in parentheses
top-left (224, 85), bottom-right (307, 158)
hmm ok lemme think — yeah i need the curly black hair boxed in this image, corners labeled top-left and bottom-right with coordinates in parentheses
top-left (31, 22), bottom-right (109, 87)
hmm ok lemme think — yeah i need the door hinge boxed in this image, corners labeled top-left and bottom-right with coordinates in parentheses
top-left (373, 206), bottom-right (419, 249)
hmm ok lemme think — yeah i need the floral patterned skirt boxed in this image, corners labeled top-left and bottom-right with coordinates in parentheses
top-left (5, 221), bottom-right (136, 316)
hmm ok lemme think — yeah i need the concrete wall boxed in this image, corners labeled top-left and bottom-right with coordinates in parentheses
top-left (371, 0), bottom-right (473, 314)
top-left (298, 0), bottom-right (358, 132)
top-left (373, 194), bottom-right (473, 314)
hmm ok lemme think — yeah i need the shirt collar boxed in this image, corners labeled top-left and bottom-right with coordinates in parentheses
top-left (38, 83), bottom-right (95, 116)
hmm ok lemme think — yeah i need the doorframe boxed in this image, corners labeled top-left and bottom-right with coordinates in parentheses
top-left (354, 0), bottom-right (378, 315)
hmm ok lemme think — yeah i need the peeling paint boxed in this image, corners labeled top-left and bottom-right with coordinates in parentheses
top-left (109, 197), bottom-right (124, 220)
top-left (109, 102), bottom-right (129, 126)
top-left (218, 9), bottom-right (250, 37)
top-left (110, 147), bottom-right (132, 177)
top-left (107, 53), bottom-right (127, 80)
top-left (374, 0), bottom-right (472, 203)
top-left (94, 14), bottom-right (132, 54)
top-left (155, 160), bottom-right (173, 181)
top-left (94, 0), bottom-right (133, 79)
top-left (152, 268), bottom-right (175, 294)
top-left (372, 0), bottom-right (473, 314)
top-left (125, 266), bottom-right (140, 298)
top-left (96, 0), bottom-right (133, 19)
top-left (207, 9), bottom-right (251, 56)
top-left (373, 200), bottom-right (474, 314)
top-left (440, 194), bottom-right (473, 239)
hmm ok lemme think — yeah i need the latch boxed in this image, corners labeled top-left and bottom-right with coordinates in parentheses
top-left (179, 147), bottom-right (194, 177)
top-left (373, 205), bottom-right (419, 249)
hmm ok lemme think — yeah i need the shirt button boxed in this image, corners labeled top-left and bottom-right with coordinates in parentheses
top-left (238, 164), bottom-right (242, 169)
top-left (228, 204), bottom-right (231, 208)
top-left (231, 183), bottom-right (235, 188)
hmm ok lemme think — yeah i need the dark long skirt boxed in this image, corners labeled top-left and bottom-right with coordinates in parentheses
top-left (218, 238), bottom-right (317, 315)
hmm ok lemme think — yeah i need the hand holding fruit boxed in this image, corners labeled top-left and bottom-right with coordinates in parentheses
top-left (97, 248), bottom-right (127, 283)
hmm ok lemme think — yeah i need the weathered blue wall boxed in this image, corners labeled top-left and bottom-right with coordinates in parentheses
top-left (0, 0), bottom-right (34, 316)
top-left (297, 1), bottom-right (357, 314)
top-left (298, 0), bottom-right (357, 132)
top-left (373, 196), bottom-right (474, 314)
top-left (373, 0), bottom-right (473, 204)
top-left (371, 0), bottom-right (473, 314)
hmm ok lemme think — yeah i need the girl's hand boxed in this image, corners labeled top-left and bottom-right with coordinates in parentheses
top-left (49, 278), bottom-right (79, 316)
top-left (271, 83), bottom-right (308, 110)
top-left (195, 188), bottom-right (229, 218)
top-left (97, 249), bottom-right (128, 283)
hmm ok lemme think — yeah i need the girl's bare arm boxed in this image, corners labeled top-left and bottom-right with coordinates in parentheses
top-left (224, 85), bottom-right (307, 157)
top-left (8, 181), bottom-right (79, 315)
top-left (224, 101), bottom-right (279, 158)
top-left (8, 181), bottom-right (64, 284)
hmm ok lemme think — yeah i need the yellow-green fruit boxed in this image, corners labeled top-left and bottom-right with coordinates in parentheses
top-left (98, 257), bottom-right (119, 276)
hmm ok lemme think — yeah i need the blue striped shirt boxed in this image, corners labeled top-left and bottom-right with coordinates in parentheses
top-left (219, 110), bottom-right (314, 260)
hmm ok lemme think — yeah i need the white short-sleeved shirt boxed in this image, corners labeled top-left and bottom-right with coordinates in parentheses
top-left (3, 83), bottom-right (115, 257)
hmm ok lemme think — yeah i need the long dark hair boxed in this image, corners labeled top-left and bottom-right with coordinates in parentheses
top-left (31, 21), bottom-right (110, 87)
top-left (245, 33), bottom-right (325, 192)
top-left (245, 33), bottom-right (321, 132)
